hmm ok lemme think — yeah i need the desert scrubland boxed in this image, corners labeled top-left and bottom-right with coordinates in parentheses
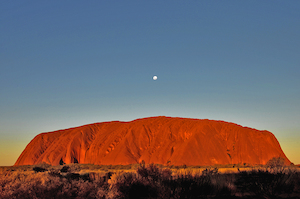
top-left (1, 162), bottom-right (299, 199)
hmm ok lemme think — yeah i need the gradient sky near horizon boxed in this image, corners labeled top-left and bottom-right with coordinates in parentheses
top-left (1, 1), bottom-right (299, 166)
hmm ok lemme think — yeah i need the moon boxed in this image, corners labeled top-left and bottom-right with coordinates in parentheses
top-left (153, 76), bottom-right (157, 80)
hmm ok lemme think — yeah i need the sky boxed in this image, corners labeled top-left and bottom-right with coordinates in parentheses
top-left (0, 1), bottom-right (299, 166)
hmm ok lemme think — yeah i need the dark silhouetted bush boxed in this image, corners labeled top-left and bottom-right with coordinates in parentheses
top-left (235, 168), bottom-right (296, 198)
top-left (108, 172), bottom-right (159, 199)
top-left (60, 165), bottom-right (70, 173)
top-left (33, 166), bottom-right (47, 172)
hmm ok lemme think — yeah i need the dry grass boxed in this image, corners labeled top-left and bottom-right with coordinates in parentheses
top-left (0, 164), bottom-right (299, 199)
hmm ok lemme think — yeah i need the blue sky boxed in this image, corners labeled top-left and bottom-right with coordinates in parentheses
top-left (1, 1), bottom-right (299, 166)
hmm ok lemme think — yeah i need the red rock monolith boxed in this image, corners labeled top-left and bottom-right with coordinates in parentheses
top-left (15, 116), bottom-right (291, 166)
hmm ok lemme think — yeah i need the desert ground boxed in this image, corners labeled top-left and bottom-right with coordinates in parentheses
top-left (1, 163), bottom-right (299, 199)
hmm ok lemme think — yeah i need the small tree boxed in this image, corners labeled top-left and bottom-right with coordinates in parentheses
top-left (266, 157), bottom-right (285, 169)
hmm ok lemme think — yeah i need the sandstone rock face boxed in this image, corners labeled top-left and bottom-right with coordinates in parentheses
top-left (15, 116), bottom-right (291, 166)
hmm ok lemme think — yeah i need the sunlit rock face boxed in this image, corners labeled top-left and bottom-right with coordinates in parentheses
top-left (15, 116), bottom-right (291, 166)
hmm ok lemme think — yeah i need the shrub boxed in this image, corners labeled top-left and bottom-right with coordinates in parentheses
top-left (0, 169), bottom-right (109, 199)
top-left (266, 157), bottom-right (285, 169)
top-left (137, 164), bottom-right (172, 181)
top-left (235, 168), bottom-right (296, 198)
top-left (108, 172), bottom-right (159, 199)
top-left (33, 166), bottom-right (47, 173)
top-left (60, 166), bottom-right (70, 173)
